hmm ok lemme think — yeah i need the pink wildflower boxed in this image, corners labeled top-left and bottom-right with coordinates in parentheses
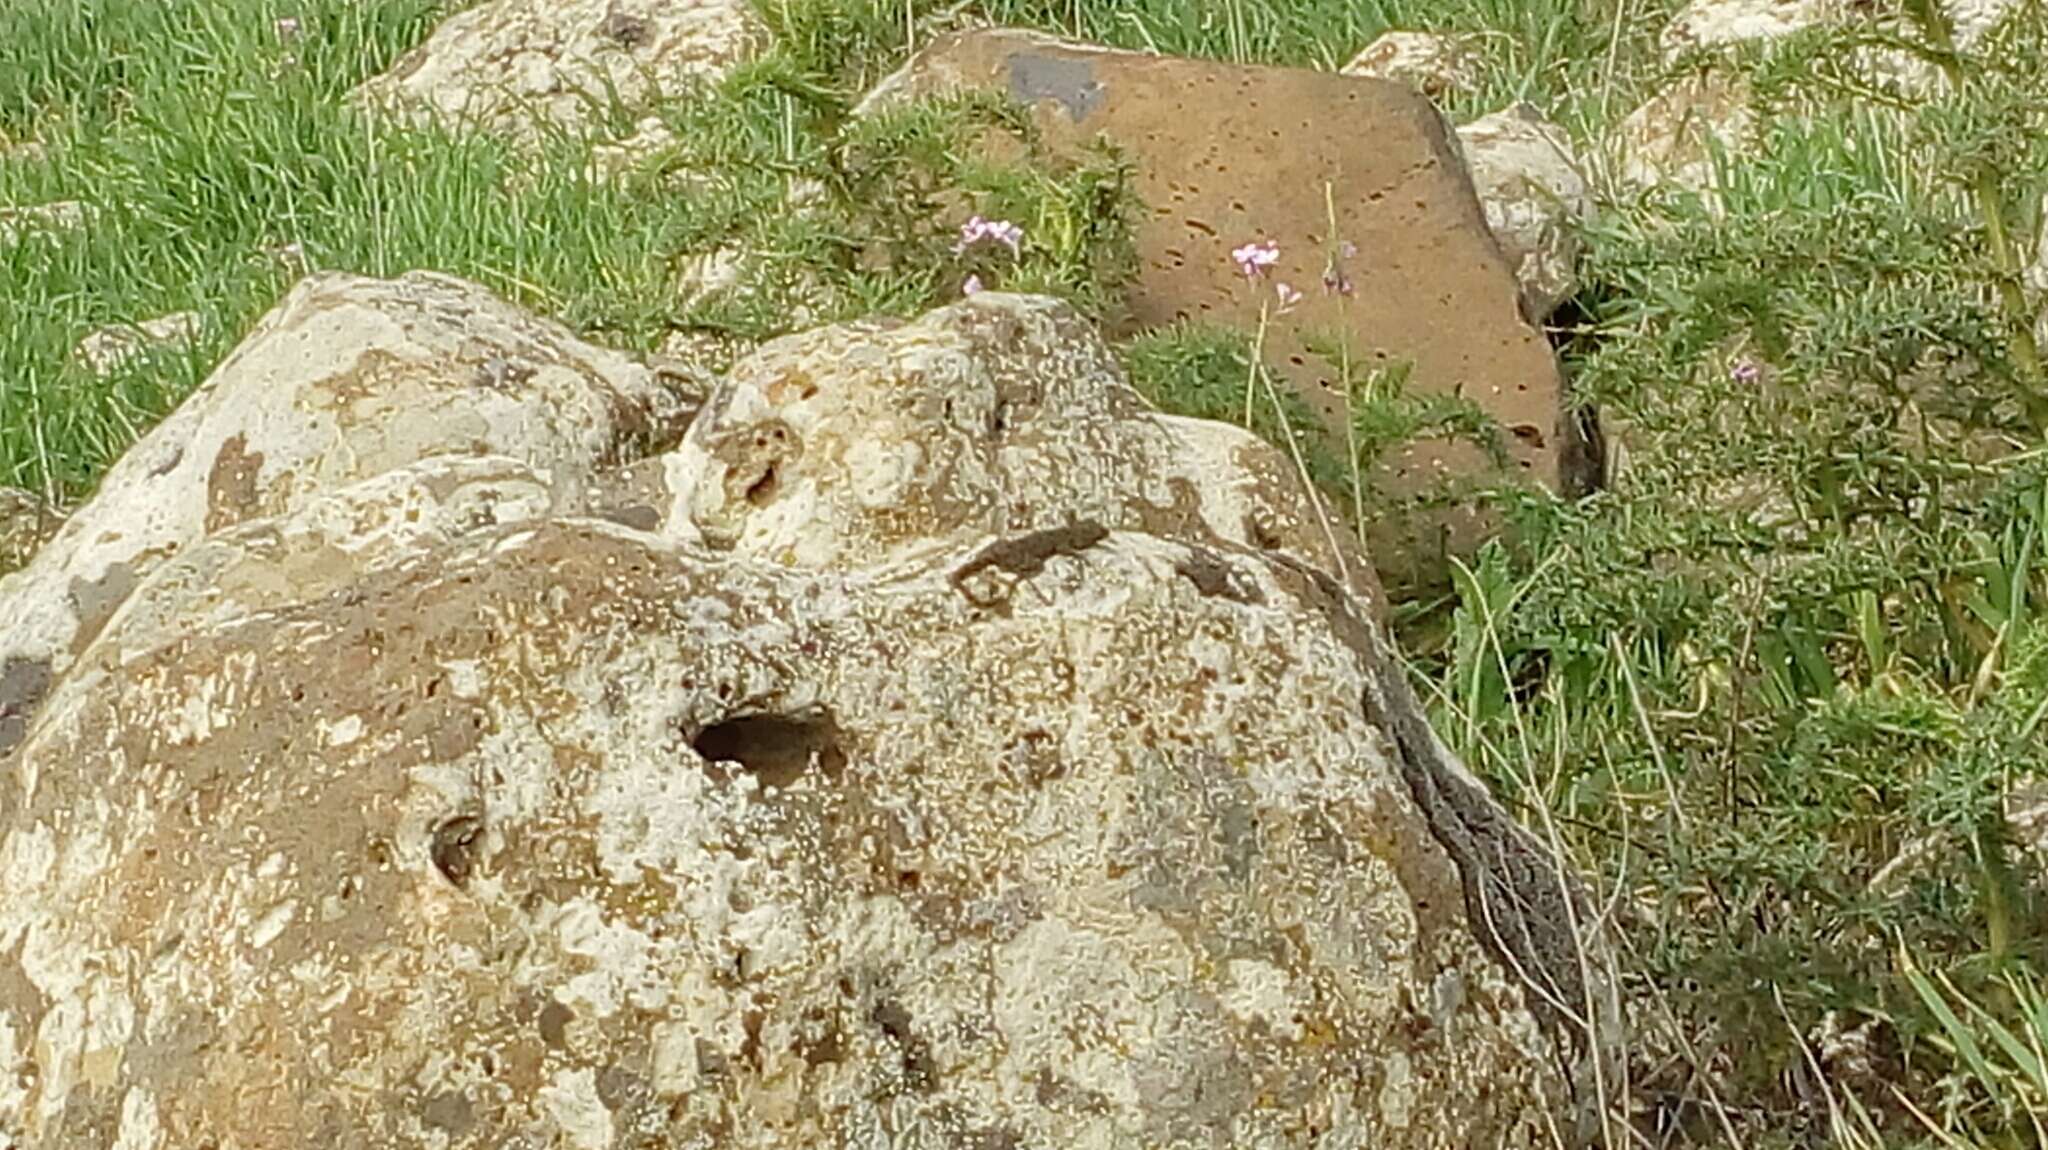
top-left (955, 214), bottom-right (1023, 255)
top-left (962, 274), bottom-right (984, 296)
top-left (275, 15), bottom-right (301, 39)
top-left (1231, 240), bottom-right (1281, 279)
top-left (1730, 357), bottom-right (1763, 384)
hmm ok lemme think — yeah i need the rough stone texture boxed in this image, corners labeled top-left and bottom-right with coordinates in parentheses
top-left (354, 0), bottom-right (769, 140)
top-left (1659, 0), bottom-right (1833, 60)
top-left (1338, 31), bottom-right (1480, 101)
top-left (0, 489), bottom-right (62, 574)
top-left (0, 201), bottom-right (87, 243)
top-left (70, 312), bottom-right (203, 379)
top-left (0, 270), bottom-right (692, 757)
top-left (1455, 104), bottom-right (1591, 322)
top-left (855, 29), bottom-right (1599, 591)
top-left (0, 288), bottom-right (1617, 1148)
top-left (1609, 70), bottom-right (1755, 198)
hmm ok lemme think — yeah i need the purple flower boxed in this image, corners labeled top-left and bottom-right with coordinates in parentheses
top-left (1730, 357), bottom-right (1763, 384)
top-left (275, 15), bottom-right (301, 40)
top-left (955, 214), bottom-right (1023, 255)
top-left (1275, 282), bottom-right (1303, 313)
top-left (962, 274), bottom-right (984, 296)
top-left (1231, 239), bottom-right (1281, 279)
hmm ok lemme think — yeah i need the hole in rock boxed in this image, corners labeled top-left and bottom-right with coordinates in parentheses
top-left (693, 713), bottom-right (847, 789)
top-left (430, 815), bottom-right (483, 887)
top-left (744, 463), bottom-right (780, 508)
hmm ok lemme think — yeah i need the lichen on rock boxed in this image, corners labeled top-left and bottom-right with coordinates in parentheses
top-left (0, 270), bottom-right (692, 757)
top-left (0, 283), bottom-right (1618, 1148)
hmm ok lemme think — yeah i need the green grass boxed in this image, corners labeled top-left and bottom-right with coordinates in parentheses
top-left (6, 0), bottom-right (2048, 1144)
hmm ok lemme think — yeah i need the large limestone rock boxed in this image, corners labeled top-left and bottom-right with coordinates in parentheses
top-left (0, 286), bottom-right (1617, 1147)
top-left (0, 270), bottom-right (694, 755)
top-left (354, 0), bottom-right (768, 140)
top-left (1456, 104), bottom-right (1591, 322)
top-left (855, 29), bottom-right (1601, 590)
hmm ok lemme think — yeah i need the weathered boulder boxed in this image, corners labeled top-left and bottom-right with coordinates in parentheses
top-left (1609, 70), bottom-right (1755, 198)
top-left (651, 294), bottom-right (1375, 598)
top-left (0, 288), bottom-right (1616, 1147)
top-left (354, 0), bottom-right (768, 140)
top-left (1456, 104), bottom-right (1591, 322)
top-left (0, 270), bottom-right (693, 756)
top-left (854, 29), bottom-right (1601, 590)
top-left (1339, 31), bottom-right (1480, 100)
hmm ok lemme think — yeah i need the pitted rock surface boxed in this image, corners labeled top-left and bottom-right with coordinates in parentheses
top-left (354, 0), bottom-right (768, 140)
top-left (0, 270), bottom-right (691, 756)
top-left (854, 29), bottom-right (1602, 590)
top-left (0, 286), bottom-right (1615, 1147)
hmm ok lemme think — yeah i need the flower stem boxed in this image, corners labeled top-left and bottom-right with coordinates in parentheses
top-left (1243, 303), bottom-right (1270, 427)
top-left (1326, 181), bottom-right (1368, 544)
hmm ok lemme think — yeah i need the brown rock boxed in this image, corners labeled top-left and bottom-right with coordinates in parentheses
top-left (856, 29), bottom-right (1596, 589)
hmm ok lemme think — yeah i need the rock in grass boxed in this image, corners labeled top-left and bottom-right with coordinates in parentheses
top-left (1339, 30), bottom-right (1481, 100)
top-left (582, 114), bottom-right (683, 183)
top-left (1659, 0), bottom-right (1835, 61)
top-left (1456, 104), bottom-right (1592, 322)
top-left (0, 200), bottom-right (88, 243)
top-left (353, 0), bottom-right (769, 141)
top-left (854, 29), bottom-right (1604, 593)
top-left (0, 289), bottom-right (1617, 1148)
top-left (70, 311), bottom-right (204, 378)
top-left (0, 270), bottom-right (692, 756)
top-left (1608, 70), bottom-right (1756, 200)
